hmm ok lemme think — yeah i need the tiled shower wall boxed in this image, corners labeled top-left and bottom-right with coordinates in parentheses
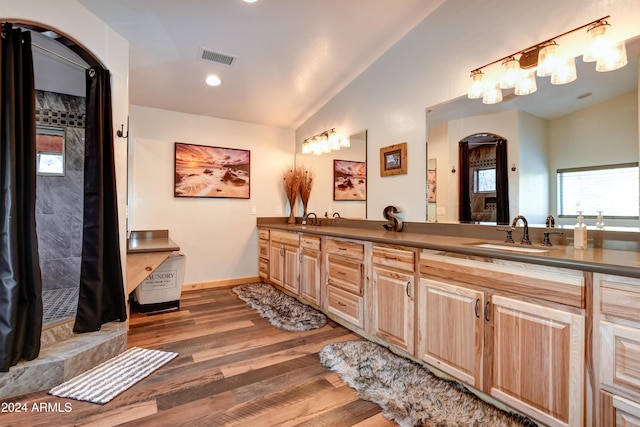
top-left (35, 90), bottom-right (85, 291)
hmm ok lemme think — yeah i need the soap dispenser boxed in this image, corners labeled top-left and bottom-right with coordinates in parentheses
top-left (574, 211), bottom-right (588, 249)
top-left (596, 211), bottom-right (605, 229)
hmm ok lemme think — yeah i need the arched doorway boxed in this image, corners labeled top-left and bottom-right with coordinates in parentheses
top-left (458, 133), bottom-right (509, 224)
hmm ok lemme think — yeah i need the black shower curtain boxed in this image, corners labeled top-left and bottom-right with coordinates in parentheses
top-left (0, 23), bottom-right (43, 372)
top-left (74, 65), bottom-right (127, 333)
top-left (458, 141), bottom-right (471, 222)
top-left (495, 139), bottom-right (510, 225)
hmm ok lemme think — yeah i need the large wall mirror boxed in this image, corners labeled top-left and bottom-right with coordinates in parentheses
top-left (295, 130), bottom-right (367, 219)
top-left (427, 36), bottom-right (640, 228)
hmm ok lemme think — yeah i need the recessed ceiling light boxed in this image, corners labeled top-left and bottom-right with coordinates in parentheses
top-left (205, 75), bottom-right (221, 86)
top-left (243, 0), bottom-right (258, 3)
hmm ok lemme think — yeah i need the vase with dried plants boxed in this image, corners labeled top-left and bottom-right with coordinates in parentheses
top-left (282, 167), bottom-right (302, 224)
top-left (299, 167), bottom-right (314, 217)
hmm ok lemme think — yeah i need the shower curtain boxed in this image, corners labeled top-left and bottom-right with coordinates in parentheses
top-left (74, 65), bottom-right (127, 333)
top-left (0, 23), bottom-right (43, 372)
top-left (1, 23), bottom-right (127, 370)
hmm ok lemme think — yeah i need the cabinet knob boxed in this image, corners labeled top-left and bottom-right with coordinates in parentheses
top-left (145, 266), bottom-right (153, 271)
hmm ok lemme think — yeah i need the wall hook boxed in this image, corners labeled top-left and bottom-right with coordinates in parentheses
top-left (451, 165), bottom-right (456, 173)
top-left (116, 123), bottom-right (128, 138)
top-left (511, 163), bottom-right (517, 171)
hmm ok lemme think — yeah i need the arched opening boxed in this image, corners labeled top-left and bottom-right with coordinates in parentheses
top-left (458, 133), bottom-right (510, 224)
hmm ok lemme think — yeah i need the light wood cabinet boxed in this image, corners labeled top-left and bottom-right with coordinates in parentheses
top-left (490, 295), bottom-right (585, 427)
top-left (418, 278), bottom-right (484, 388)
top-left (371, 244), bottom-right (416, 354)
top-left (419, 249), bottom-right (586, 427)
top-left (269, 230), bottom-right (300, 294)
top-left (300, 234), bottom-right (322, 306)
top-left (595, 274), bottom-right (640, 426)
top-left (258, 228), bottom-right (269, 281)
top-left (325, 237), bottom-right (367, 328)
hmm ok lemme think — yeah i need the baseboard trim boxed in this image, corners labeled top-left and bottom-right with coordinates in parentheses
top-left (182, 276), bottom-right (261, 291)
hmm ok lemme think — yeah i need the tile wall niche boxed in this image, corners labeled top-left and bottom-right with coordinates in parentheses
top-left (35, 90), bottom-right (86, 291)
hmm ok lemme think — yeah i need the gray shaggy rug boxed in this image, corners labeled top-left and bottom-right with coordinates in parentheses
top-left (319, 340), bottom-right (537, 427)
top-left (232, 282), bottom-right (327, 331)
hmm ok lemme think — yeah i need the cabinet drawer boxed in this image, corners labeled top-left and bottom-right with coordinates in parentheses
top-left (601, 280), bottom-right (640, 322)
top-left (258, 228), bottom-right (270, 240)
top-left (271, 229), bottom-right (299, 246)
top-left (420, 249), bottom-right (585, 308)
top-left (259, 258), bottom-right (269, 279)
top-left (373, 245), bottom-right (415, 272)
top-left (259, 239), bottom-right (269, 259)
top-left (300, 234), bottom-right (321, 251)
top-left (327, 255), bottom-right (363, 295)
top-left (326, 238), bottom-right (364, 260)
top-left (614, 395), bottom-right (640, 426)
top-left (601, 320), bottom-right (640, 396)
top-left (327, 285), bottom-right (364, 328)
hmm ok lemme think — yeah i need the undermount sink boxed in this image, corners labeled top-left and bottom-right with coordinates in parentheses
top-left (473, 243), bottom-right (550, 254)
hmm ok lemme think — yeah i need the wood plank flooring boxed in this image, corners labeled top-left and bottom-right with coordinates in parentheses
top-left (1, 288), bottom-right (395, 426)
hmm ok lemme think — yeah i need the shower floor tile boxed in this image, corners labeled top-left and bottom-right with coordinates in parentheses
top-left (43, 288), bottom-right (78, 325)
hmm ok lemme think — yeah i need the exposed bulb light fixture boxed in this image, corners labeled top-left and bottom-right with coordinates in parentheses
top-left (467, 15), bottom-right (627, 104)
top-left (301, 128), bottom-right (349, 155)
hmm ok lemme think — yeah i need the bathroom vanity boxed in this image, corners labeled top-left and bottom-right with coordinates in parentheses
top-left (257, 219), bottom-right (640, 427)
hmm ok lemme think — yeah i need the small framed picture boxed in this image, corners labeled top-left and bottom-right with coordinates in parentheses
top-left (380, 142), bottom-right (407, 176)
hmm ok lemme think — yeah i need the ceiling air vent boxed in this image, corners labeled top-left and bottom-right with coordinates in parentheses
top-left (199, 48), bottom-right (236, 66)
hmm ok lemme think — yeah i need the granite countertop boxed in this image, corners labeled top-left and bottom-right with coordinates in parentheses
top-left (127, 230), bottom-right (180, 254)
top-left (260, 222), bottom-right (640, 279)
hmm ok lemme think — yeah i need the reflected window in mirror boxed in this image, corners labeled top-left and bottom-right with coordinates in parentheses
top-left (36, 125), bottom-right (65, 176)
top-left (557, 163), bottom-right (639, 218)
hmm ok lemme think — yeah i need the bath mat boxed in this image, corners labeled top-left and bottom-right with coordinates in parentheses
top-left (233, 282), bottom-right (327, 331)
top-left (49, 347), bottom-right (178, 404)
top-left (320, 340), bottom-right (537, 427)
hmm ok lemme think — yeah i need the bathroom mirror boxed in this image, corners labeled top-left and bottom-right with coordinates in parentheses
top-left (36, 125), bottom-right (66, 176)
top-left (426, 36), bottom-right (640, 227)
top-left (295, 130), bottom-right (367, 219)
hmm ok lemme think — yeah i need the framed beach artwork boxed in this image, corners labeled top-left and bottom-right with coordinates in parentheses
top-left (333, 159), bottom-right (366, 201)
top-left (174, 142), bottom-right (250, 198)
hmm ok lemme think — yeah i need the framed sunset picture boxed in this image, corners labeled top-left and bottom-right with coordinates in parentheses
top-left (174, 142), bottom-right (250, 198)
top-left (333, 159), bottom-right (366, 201)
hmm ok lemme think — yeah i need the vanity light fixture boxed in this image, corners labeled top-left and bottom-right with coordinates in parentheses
top-left (467, 15), bottom-right (627, 104)
top-left (301, 128), bottom-right (350, 155)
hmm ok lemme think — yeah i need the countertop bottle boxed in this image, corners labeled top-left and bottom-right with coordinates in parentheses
top-left (574, 211), bottom-right (588, 249)
top-left (596, 211), bottom-right (604, 229)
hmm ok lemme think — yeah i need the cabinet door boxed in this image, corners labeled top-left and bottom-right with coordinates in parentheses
top-left (417, 277), bottom-right (484, 388)
top-left (490, 295), bottom-right (585, 427)
top-left (372, 267), bottom-right (414, 354)
top-left (282, 245), bottom-right (299, 295)
top-left (269, 243), bottom-right (284, 287)
top-left (300, 249), bottom-right (321, 305)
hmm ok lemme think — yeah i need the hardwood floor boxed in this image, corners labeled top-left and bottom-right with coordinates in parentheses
top-left (2, 288), bottom-right (395, 426)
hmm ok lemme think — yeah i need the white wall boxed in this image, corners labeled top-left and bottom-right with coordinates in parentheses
top-left (129, 105), bottom-right (294, 285)
top-left (3, 0), bottom-right (130, 270)
top-left (518, 111), bottom-right (549, 225)
top-left (296, 0), bottom-right (640, 223)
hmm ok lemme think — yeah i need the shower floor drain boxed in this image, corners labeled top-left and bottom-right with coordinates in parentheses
top-left (43, 288), bottom-right (78, 325)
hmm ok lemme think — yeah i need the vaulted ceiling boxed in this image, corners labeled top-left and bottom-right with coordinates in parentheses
top-left (77, 0), bottom-right (444, 129)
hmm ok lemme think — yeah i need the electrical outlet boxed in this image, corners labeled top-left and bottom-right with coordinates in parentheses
top-left (275, 206), bottom-right (282, 215)
top-left (251, 206), bottom-right (257, 215)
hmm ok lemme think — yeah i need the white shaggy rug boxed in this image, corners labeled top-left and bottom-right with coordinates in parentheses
top-left (233, 282), bottom-right (327, 331)
top-left (320, 340), bottom-right (537, 427)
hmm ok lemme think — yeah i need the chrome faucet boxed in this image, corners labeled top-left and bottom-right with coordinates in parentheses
top-left (304, 212), bottom-right (318, 226)
top-left (546, 215), bottom-right (555, 228)
top-left (511, 215), bottom-right (531, 245)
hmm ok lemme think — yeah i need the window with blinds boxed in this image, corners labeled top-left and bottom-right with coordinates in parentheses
top-left (557, 163), bottom-right (639, 218)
